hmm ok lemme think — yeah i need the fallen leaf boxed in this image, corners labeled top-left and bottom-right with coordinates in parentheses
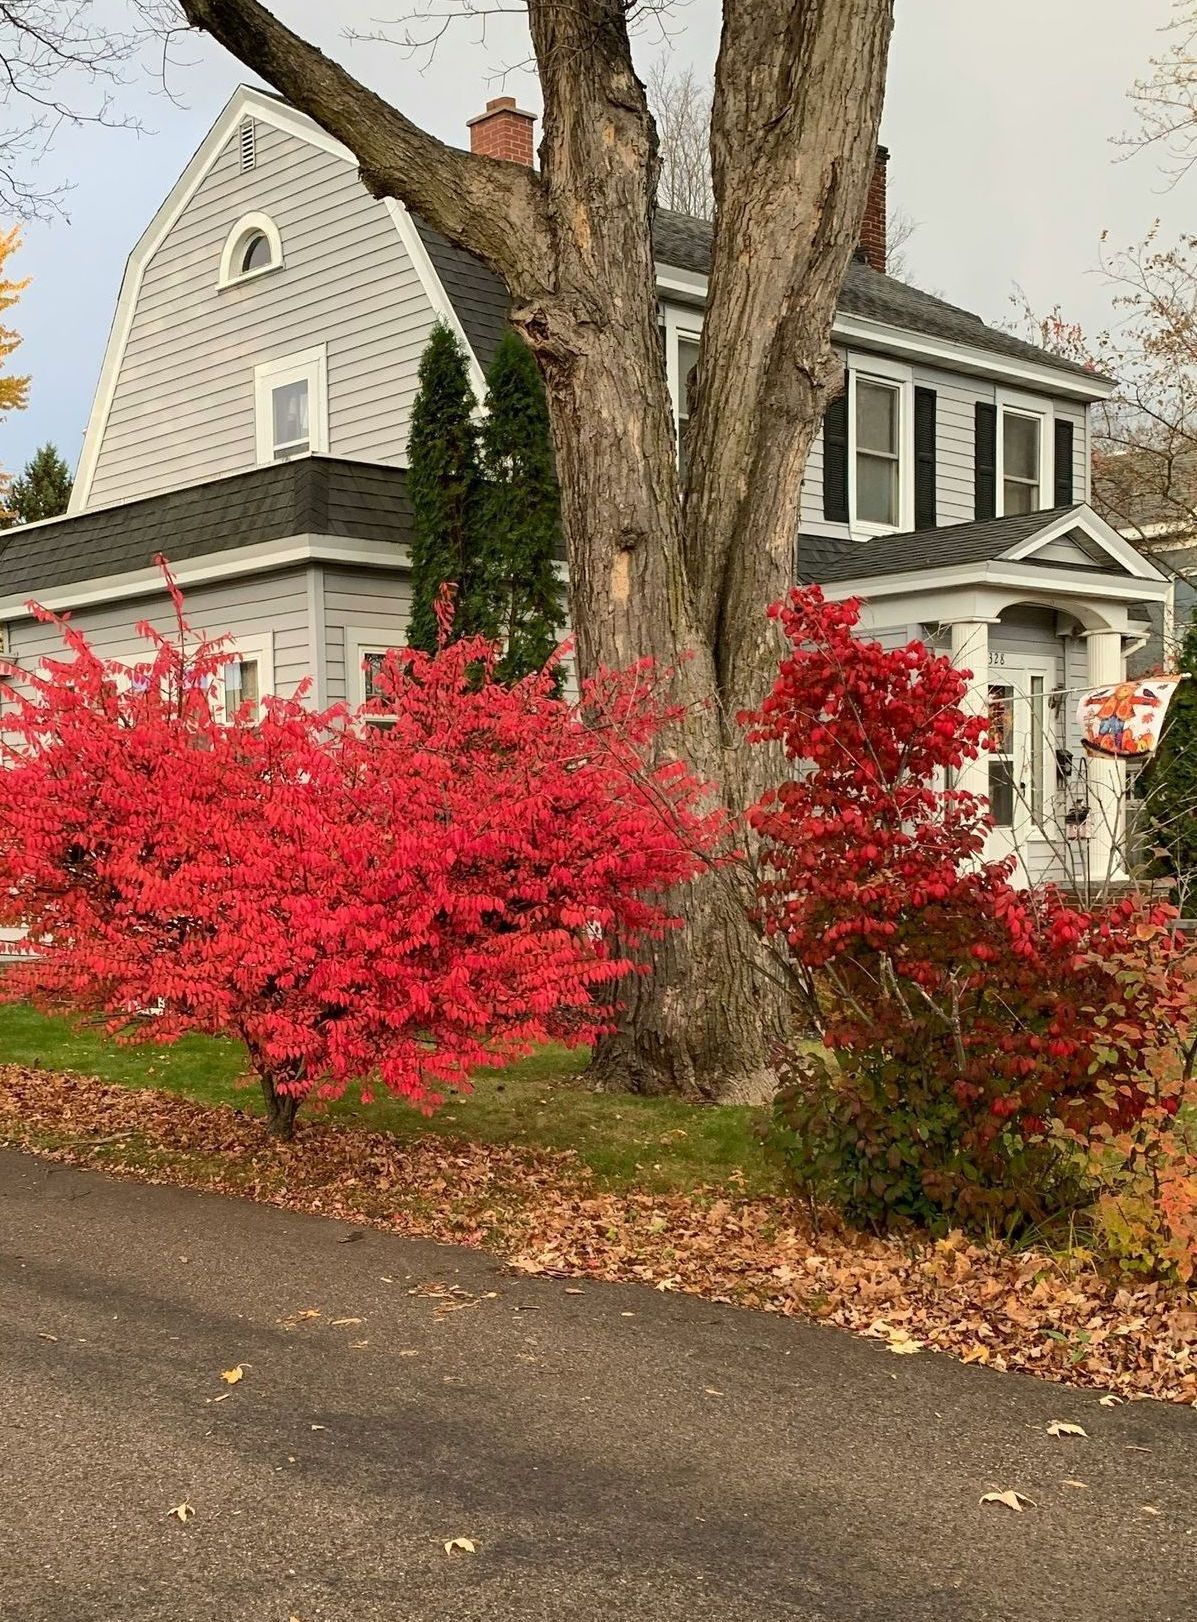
top-left (350, 1339), bottom-right (369, 1349)
top-left (1046, 1421), bottom-right (1087, 1438)
top-left (865, 1319), bottom-right (924, 1355)
top-left (211, 1392), bottom-right (232, 1404)
top-left (1099, 1394), bottom-right (1124, 1408)
top-left (310, 1424), bottom-right (327, 1431)
top-left (220, 1365), bottom-right (245, 1385)
top-left (330, 1317), bottom-right (363, 1327)
top-left (37, 1333), bottom-right (58, 1343)
top-left (979, 1490), bottom-right (1034, 1512)
top-left (1142, 1505), bottom-right (1161, 1516)
top-left (1061, 1479), bottom-right (1088, 1489)
top-left (703, 1387), bottom-right (724, 1397)
top-left (443, 1536), bottom-right (476, 1555)
top-left (167, 1502), bottom-right (195, 1523)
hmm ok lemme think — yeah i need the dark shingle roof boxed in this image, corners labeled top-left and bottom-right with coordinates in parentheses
top-left (421, 206), bottom-right (1108, 387)
top-left (0, 458), bottom-right (412, 601)
top-left (651, 210), bottom-right (1104, 384)
top-left (797, 506), bottom-right (1130, 585)
top-left (412, 218), bottom-right (511, 375)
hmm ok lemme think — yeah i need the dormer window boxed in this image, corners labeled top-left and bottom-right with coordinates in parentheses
top-left (218, 212), bottom-right (283, 288)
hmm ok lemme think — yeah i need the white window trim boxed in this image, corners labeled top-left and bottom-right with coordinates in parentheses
top-left (254, 345), bottom-right (328, 466)
top-left (847, 353), bottom-right (914, 536)
top-left (660, 302), bottom-right (703, 471)
top-left (661, 301), bottom-right (701, 422)
top-left (345, 626), bottom-right (402, 718)
top-left (216, 631), bottom-right (275, 724)
top-left (995, 389), bottom-right (1054, 518)
top-left (217, 212), bottom-right (284, 289)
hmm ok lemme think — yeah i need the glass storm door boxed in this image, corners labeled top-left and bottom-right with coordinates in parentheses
top-left (984, 663), bottom-right (1053, 871)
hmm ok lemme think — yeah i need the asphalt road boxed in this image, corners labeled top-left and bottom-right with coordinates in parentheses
top-left (1, 1146), bottom-right (1195, 1622)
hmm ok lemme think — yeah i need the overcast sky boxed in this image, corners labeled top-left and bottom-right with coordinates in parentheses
top-left (0, 0), bottom-right (1184, 475)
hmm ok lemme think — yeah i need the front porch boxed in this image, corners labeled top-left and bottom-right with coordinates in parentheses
top-left (805, 504), bottom-right (1173, 889)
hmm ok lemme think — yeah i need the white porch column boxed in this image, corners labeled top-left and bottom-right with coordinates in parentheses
top-left (949, 619), bottom-right (992, 804)
top-left (1082, 628), bottom-right (1126, 888)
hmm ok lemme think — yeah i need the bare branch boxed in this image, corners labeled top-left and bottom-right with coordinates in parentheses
top-left (645, 57), bottom-right (712, 219)
top-left (0, 1), bottom-right (159, 218)
top-left (1120, 0), bottom-right (1197, 181)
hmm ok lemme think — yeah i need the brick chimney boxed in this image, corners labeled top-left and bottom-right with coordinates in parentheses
top-left (857, 145), bottom-right (889, 274)
top-left (467, 96), bottom-right (536, 166)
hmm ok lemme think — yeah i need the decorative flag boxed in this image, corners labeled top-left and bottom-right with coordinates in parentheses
top-left (1076, 674), bottom-right (1185, 759)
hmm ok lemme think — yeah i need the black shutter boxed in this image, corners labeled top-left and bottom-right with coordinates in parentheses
top-left (1053, 419), bottom-right (1075, 507)
top-left (822, 371), bottom-right (850, 524)
top-left (914, 386), bottom-right (937, 529)
top-left (974, 401), bottom-right (997, 520)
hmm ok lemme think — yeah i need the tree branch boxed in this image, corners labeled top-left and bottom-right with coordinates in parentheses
top-left (177, 0), bottom-right (553, 294)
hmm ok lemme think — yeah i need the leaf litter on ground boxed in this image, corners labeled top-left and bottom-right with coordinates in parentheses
top-left (2, 1063), bottom-right (1196, 1406)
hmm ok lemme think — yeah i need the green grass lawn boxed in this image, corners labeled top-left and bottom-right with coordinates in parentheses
top-left (0, 1002), bottom-right (776, 1195)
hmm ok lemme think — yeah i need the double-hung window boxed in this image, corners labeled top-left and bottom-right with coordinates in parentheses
top-left (1002, 411), bottom-right (1041, 514)
top-left (995, 395), bottom-right (1050, 516)
top-left (846, 359), bottom-right (913, 532)
top-left (254, 346), bottom-right (328, 465)
top-left (854, 377), bottom-right (902, 527)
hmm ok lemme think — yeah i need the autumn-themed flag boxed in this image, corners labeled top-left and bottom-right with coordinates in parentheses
top-left (1076, 674), bottom-right (1186, 758)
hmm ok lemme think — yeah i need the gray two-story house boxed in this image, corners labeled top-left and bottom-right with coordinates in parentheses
top-left (0, 86), bottom-right (1170, 886)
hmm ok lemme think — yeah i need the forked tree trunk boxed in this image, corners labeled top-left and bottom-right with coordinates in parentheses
top-left (180, 0), bottom-right (894, 1104)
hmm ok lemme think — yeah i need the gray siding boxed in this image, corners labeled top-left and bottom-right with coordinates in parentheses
top-left (321, 567), bottom-right (413, 705)
top-left (86, 122), bottom-right (443, 510)
top-left (7, 570), bottom-right (313, 697)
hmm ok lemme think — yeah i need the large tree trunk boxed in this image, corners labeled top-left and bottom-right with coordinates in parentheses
top-left (179, 0), bottom-right (894, 1103)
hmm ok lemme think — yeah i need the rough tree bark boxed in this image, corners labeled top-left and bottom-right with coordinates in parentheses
top-left (242, 1033), bottom-right (304, 1137)
top-left (176, 0), bottom-right (894, 1103)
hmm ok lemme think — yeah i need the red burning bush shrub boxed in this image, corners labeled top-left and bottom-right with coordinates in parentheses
top-left (745, 586), bottom-right (1197, 1234)
top-left (0, 573), bottom-right (722, 1135)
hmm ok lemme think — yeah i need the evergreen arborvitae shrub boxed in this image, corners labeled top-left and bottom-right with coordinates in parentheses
top-left (405, 323), bottom-right (486, 652)
top-left (3, 443), bottom-right (73, 526)
top-left (479, 330), bottom-right (566, 683)
top-left (1142, 611), bottom-right (1197, 910)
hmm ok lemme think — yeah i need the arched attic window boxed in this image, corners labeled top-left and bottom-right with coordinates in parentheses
top-left (217, 212), bottom-right (284, 289)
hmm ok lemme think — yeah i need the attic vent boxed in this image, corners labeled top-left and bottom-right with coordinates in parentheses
top-left (238, 117), bottom-right (257, 173)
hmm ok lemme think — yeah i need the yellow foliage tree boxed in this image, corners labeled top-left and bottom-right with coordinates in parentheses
top-left (0, 228), bottom-right (30, 514)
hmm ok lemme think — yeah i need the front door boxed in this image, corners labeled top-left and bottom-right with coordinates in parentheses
top-left (984, 658), bottom-right (1056, 877)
